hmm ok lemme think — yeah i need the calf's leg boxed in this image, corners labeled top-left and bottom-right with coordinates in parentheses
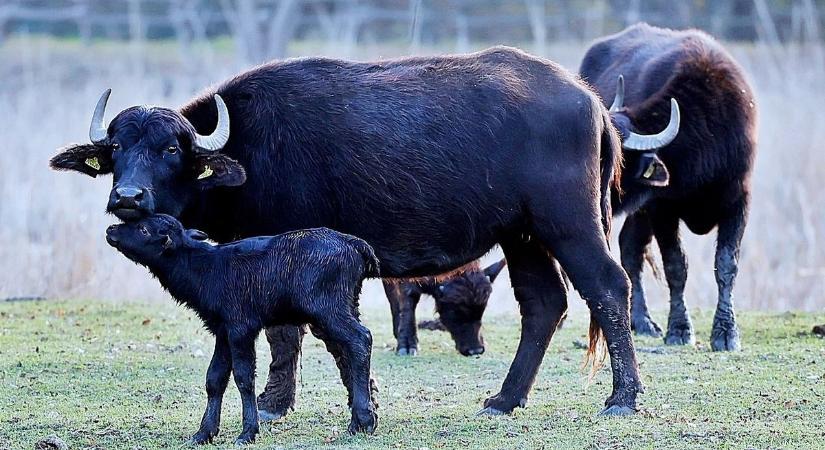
top-left (229, 331), bottom-right (260, 445)
top-left (619, 212), bottom-right (662, 337)
top-left (309, 325), bottom-right (379, 411)
top-left (383, 281), bottom-right (420, 356)
top-left (257, 324), bottom-right (305, 421)
top-left (189, 331), bottom-right (232, 445)
top-left (478, 237), bottom-right (567, 415)
top-left (711, 196), bottom-right (748, 351)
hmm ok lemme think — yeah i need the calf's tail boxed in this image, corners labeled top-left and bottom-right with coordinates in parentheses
top-left (348, 237), bottom-right (380, 278)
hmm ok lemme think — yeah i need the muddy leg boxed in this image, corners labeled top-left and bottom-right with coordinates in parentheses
top-left (711, 197), bottom-right (748, 351)
top-left (650, 208), bottom-right (695, 346)
top-left (257, 325), bottom-right (305, 421)
top-left (619, 212), bottom-right (662, 337)
top-left (383, 280), bottom-right (420, 356)
top-left (478, 238), bottom-right (567, 415)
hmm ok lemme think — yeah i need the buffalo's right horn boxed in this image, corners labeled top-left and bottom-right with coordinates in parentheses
top-left (193, 95), bottom-right (230, 151)
top-left (622, 98), bottom-right (681, 151)
top-left (89, 89), bottom-right (112, 144)
top-left (609, 75), bottom-right (625, 112)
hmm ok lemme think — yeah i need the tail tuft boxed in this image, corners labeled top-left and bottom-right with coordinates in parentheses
top-left (583, 316), bottom-right (608, 383)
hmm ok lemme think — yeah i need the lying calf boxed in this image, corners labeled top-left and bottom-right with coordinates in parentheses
top-left (106, 214), bottom-right (379, 445)
top-left (383, 259), bottom-right (506, 356)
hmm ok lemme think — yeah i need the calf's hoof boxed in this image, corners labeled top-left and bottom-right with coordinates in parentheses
top-left (234, 429), bottom-right (258, 446)
top-left (395, 347), bottom-right (418, 356)
top-left (632, 315), bottom-right (663, 338)
top-left (348, 408), bottom-right (378, 435)
top-left (598, 405), bottom-right (636, 416)
top-left (711, 325), bottom-right (741, 352)
top-left (664, 323), bottom-right (695, 346)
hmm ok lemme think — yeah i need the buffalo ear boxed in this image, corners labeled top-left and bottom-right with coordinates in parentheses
top-left (483, 259), bottom-right (507, 283)
top-left (50, 143), bottom-right (113, 177)
top-left (187, 229), bottom-right (209, 241)
top-left (192, 153), bottom-right (246, 190)
top-left (635, 153), bottom-right (670, 187)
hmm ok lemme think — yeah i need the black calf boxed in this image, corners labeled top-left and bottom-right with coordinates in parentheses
top-left (106, 215), bottom-right (379, 445)
top-left (383, 259), bottom-right (506, 356)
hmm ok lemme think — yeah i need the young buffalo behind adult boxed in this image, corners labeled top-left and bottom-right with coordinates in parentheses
top-left (51, 47), bottom-right (676, 417)
top-left (384, 259), bottom-right (506, 356)
top-left (580, 24), bottom-right (757, 351)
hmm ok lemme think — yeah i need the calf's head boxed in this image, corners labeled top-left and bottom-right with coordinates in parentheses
top-left (422, 259), bottom-right (507, 356)
top-left (106, 214), bottom-right (208, 264)
top-left (51, 90), bottom-right (246, 221)
top-left (608, 75), bottom-right (680, 191)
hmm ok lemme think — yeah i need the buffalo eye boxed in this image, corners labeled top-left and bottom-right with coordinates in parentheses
top-left (111, 143), bottom-right (120, 151)
top-left (139, 226), bottom-right (150, 236)
top-left (165, 146), bottom-right (179, 155)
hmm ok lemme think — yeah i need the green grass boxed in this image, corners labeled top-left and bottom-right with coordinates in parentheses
top-left (1, 301), bottom-right (823, 449)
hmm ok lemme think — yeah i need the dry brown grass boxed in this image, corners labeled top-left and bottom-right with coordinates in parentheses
top-left (1, 36), bottom-right (822, 314)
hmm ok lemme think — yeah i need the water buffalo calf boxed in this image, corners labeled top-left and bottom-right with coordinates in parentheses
top-left (384, 259), bottom-right (506, 356)
top-left (106, 214), bottom-right (380, 444)
top-left (580, 23), bottom-right (757, 350)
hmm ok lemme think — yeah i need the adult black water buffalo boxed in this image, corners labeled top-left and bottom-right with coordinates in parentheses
top-left (52, 46), bottom-right (675, 417)
top-left (580, 24), bottom-right (757, 351)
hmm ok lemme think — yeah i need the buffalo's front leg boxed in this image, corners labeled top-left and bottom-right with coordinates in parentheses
top-left (189, 330), bottom-right (232, 445)
top-left (478, 238), bottom-right (567, 415)
top-left (257, 325), bottom-right (305, 421)
top-left (711, 196), bottom-right (748, 351)
top-left (383, 281), bottom-right (420, 356)
top-left (650, 207), bottom-right (695, 346)
top-left (619, 211), bottom-right (663, 337)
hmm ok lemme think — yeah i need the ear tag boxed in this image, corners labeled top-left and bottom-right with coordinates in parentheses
top-left (84, 157), bottom-right (100, 171)
top-left (198, 165), bottom-right (213, 180)
top-left (642, 163), bottom-right (655, 179)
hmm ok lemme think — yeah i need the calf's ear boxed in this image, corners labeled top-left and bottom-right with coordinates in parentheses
top-left (635, 153), bottom-right (670, 187)
top-left (50, 143), bottom-right (113, 177)
top-left (187, 229), bottom-right (209, 241)
top-left (192, 153), bottom-right (246, 190)
top-left (483, 259), bottom-right (507, 283)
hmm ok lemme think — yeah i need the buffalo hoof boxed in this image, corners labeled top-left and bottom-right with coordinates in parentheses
top-left (475, 407), bottom-right (507, 416)
top-left (234, 436), bottom-right (255, 447)
top-left (711, 324), bottom-right (741, 352)
top-left (348, 407), bottom-right (378, 435)
top-left (395, 347), bottom-right (418, 356)
top-left (188, 427), bottom-right (218, 445)
top-left (598, 405), bottom-right (636, 416)
top-left (664, 323), bottom-right (695, 346)
top-left (479, 393), bottom-right (525, 415)
top-left (257, 408), bottom-right (286, 422)
top-left (632, 315), bottom-right (663, 338)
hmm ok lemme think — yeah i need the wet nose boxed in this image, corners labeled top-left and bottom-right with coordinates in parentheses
top-left (461, 346), bottom-right (485, 357)
top-left (114, 186), bottom-right (145, 208)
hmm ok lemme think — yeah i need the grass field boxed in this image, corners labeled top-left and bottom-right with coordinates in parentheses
top-left (1, 300), bottom-right (823, 449)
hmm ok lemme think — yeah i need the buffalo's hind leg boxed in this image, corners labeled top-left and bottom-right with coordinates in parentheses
top-left (257, 325), bottom-right (305, 422)
top-left (711, 196), bottom-right (748, 351)
top-left (478, 237), bottom-right (567, 415)
top-left (547, 232), bottom-right (642, 415)
top-left (309, 325), bottom-right (379, 411)
top-left (619, 212), bottom-right (663, 337)
top-left (189, 330), bottom-right (232, 445)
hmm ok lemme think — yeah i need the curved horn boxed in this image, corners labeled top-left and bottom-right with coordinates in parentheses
top-left (194, 95), bottom-right (230, 151)
top-left (609, 75), bottom-right (625, 112)
top-left (89, 89), bottom-right (112, 144)
top-left (622, 98), bottom-right (681, 151)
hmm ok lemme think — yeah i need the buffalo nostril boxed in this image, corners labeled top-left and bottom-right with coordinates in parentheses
top-left (463, 347), bottom-right (485, 356)
top-left (115, 187), bottom-right (145, 207)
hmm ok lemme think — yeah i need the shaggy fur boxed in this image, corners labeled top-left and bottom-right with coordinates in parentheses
top-left (580, 23), bottom-right (756, 351)
top-left (106, 214), bottom-right (379, 444)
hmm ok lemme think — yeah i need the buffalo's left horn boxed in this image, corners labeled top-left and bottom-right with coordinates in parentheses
top-left (89, 89), bottom-right (112, 144)
top-left (622, 98), bottom-right (681, 151)
top-left (193, 95), bottom-right (230, 151)
top-left (609, 75), bottom-right (625, 112)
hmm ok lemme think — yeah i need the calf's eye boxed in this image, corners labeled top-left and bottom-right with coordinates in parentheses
top-left (139, 226), bottom-right (150, 236)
